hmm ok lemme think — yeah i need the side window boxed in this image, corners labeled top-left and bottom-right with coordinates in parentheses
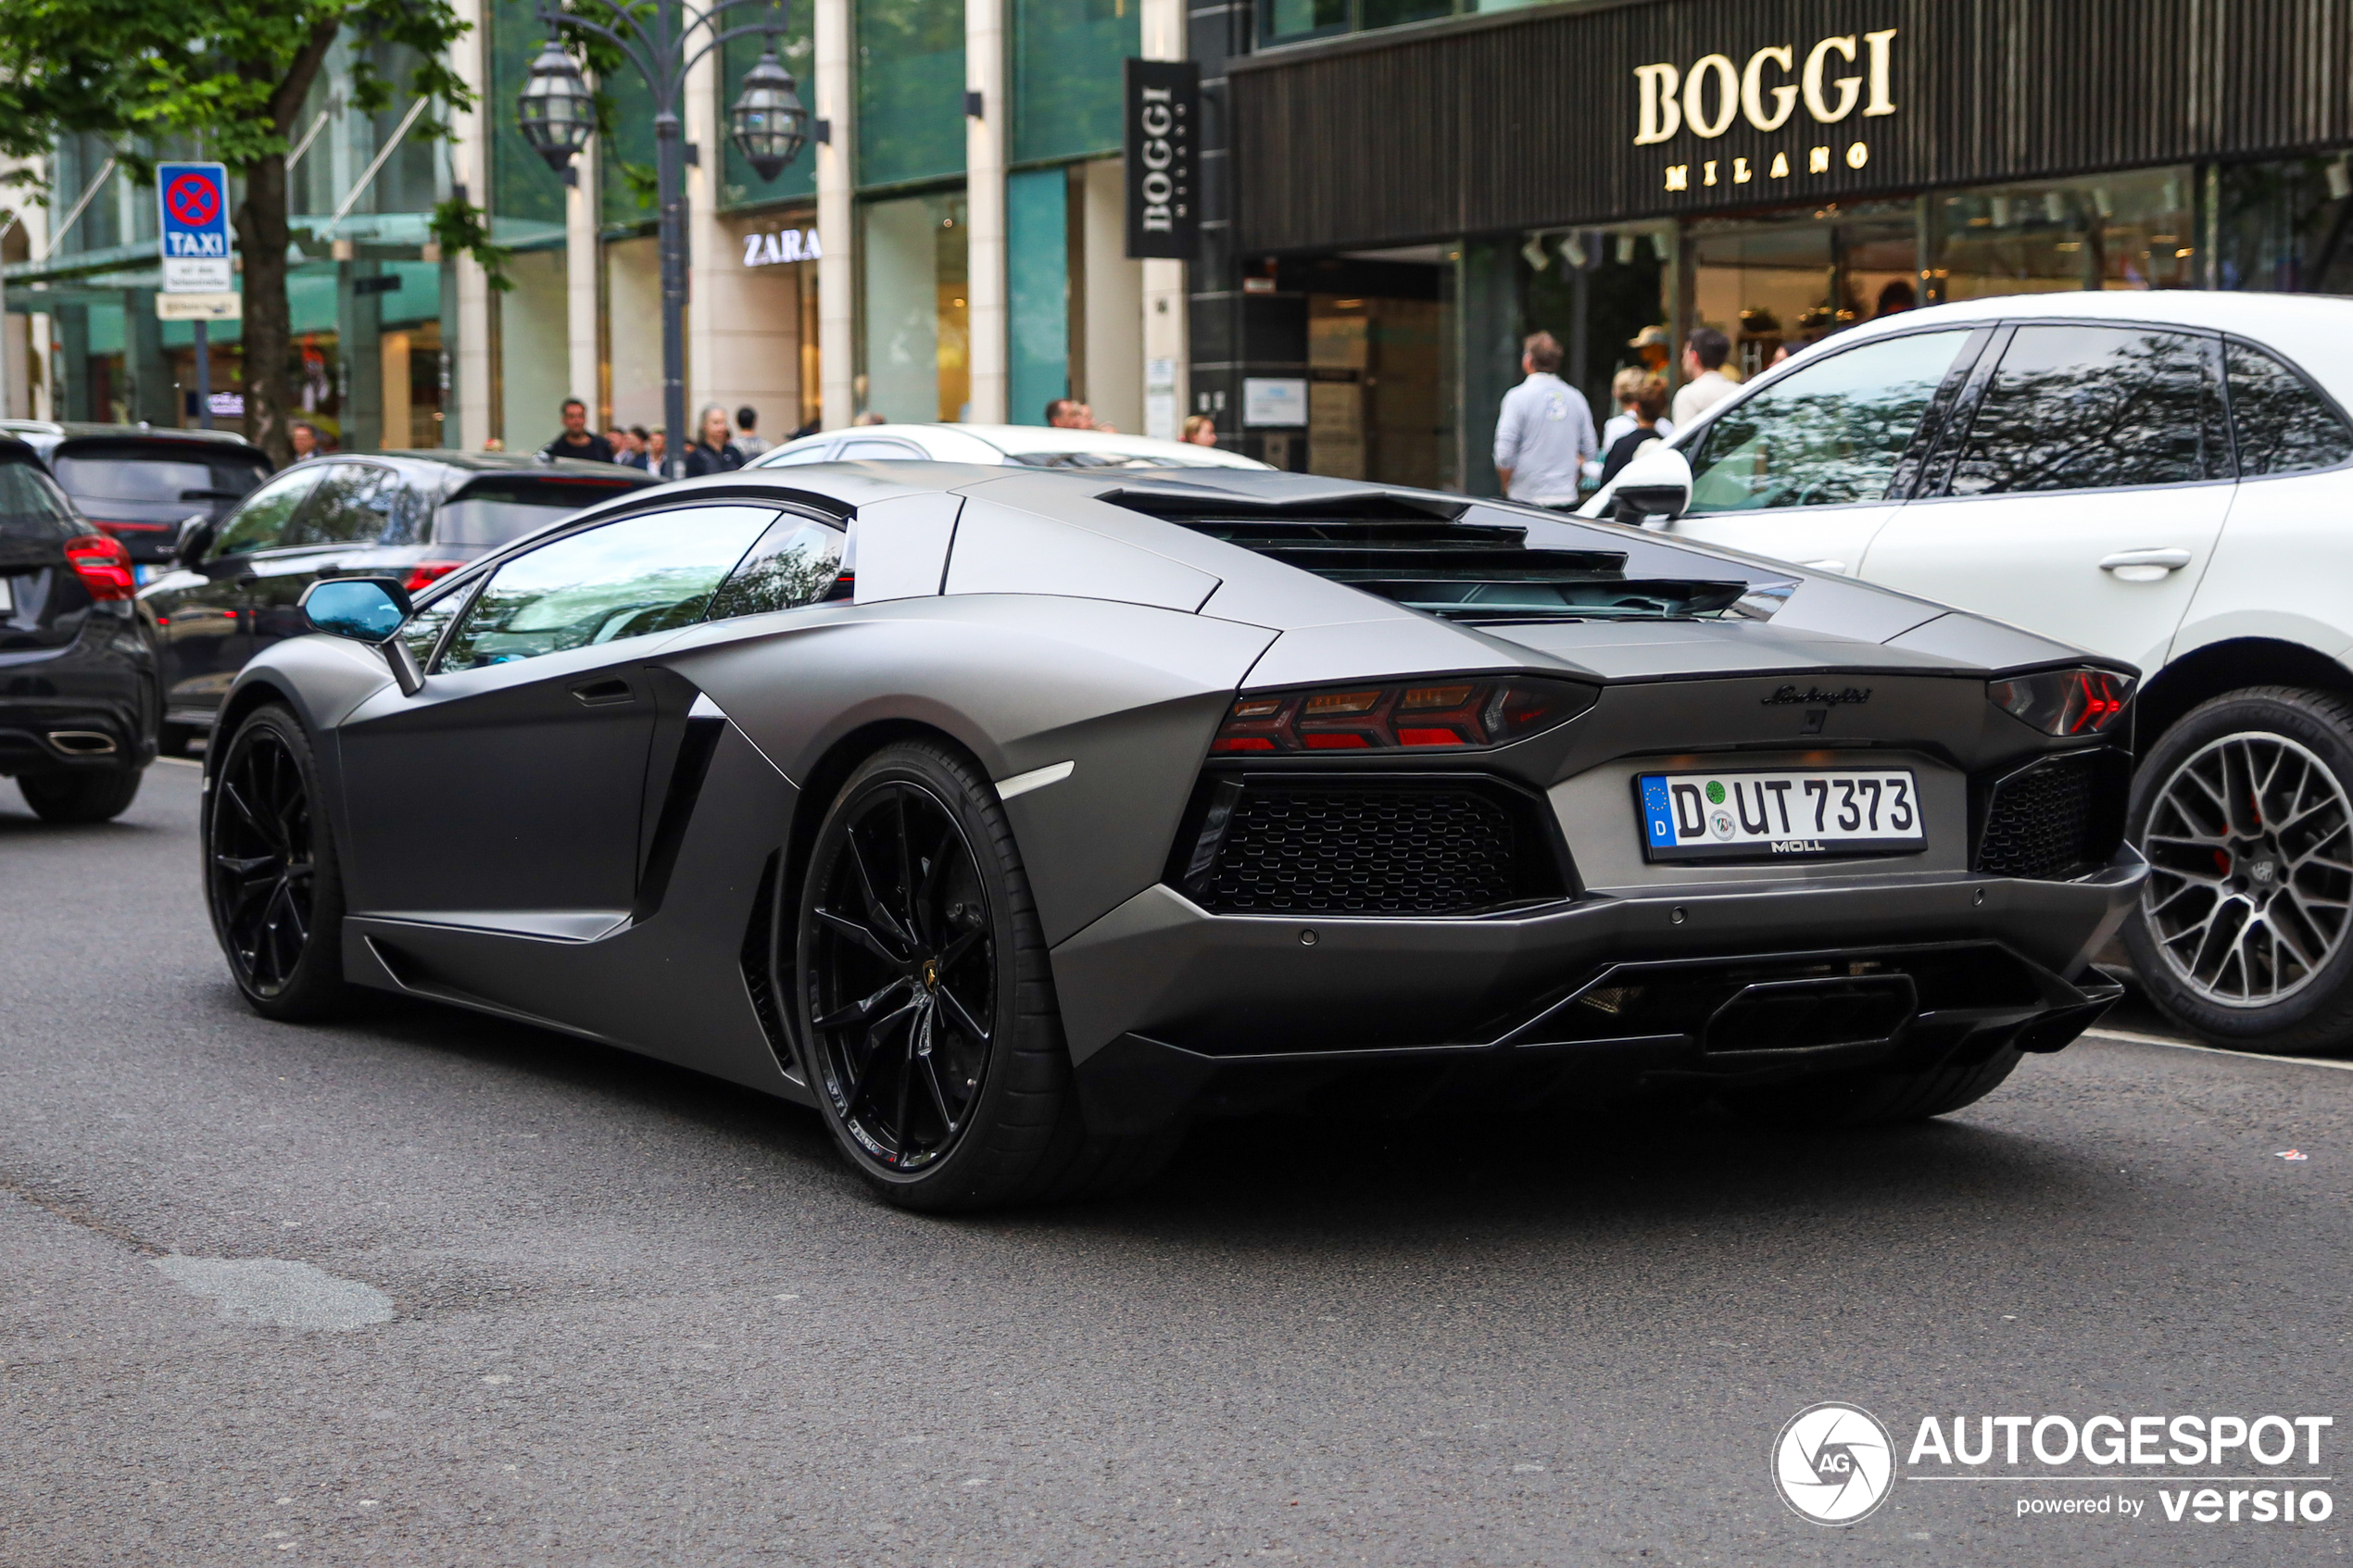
top-left (1686, 330), bottom-right (1971, 513)
top-left (837, 438), bottom-right (925, 459)
top-left (765, 442), bottom-right (838, 465)
top-left (2226, 341), bottom-right (2353, 477)
top-left (208, 467), bottom-right (324, 558)
top-left (706, 517), bottom-right (847, 621)
top-left (1946, 325), bottom-right (2221, 495)
top-left (287, 463), bottom-right (414, 546)
top-left (0, 458), bottom-right (82, 542)
top-left (436, 506), bottom-right (777, 672)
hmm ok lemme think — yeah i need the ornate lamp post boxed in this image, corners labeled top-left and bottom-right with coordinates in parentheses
top-left (517, 1), bottom-right (810, 476)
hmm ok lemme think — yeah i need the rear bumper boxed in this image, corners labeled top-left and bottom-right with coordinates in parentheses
top-left (1051, 849), bottom-right (2144, 1134)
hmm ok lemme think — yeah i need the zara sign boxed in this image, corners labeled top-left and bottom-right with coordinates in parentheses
top-left (742, 227), bottom-right (822, 267)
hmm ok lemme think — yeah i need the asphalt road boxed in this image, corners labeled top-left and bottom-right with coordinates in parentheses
top-left (4, 760), bottom-right (2349, 1567)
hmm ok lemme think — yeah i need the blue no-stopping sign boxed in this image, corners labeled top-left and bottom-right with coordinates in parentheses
top-left (157, 161), bottom-right (232, 292)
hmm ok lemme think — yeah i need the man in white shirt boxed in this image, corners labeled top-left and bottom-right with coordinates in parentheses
top-left (1492, 332), bottom-right (1598, 508)
top-left (1669, 326), bottom-right (1739, 429)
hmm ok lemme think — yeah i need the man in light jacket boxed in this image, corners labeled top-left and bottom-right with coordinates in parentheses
top-left (1492, 332), bottom-right (1597, 508)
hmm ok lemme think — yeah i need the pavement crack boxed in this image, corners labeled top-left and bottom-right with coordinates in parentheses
top-left (0, 1173), bottom-right (167, 1256)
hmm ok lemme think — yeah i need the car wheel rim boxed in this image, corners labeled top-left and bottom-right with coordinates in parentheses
top-left (209, 727), bottom-right (316, 997)
top-left (2141, 730), bottom-right (2353, 1009)
top-left (805, 781), bottom-right (995, 1173)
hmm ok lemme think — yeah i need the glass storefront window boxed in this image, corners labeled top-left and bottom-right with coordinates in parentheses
top-left (721, 19), bottom-right (817, 208)
top-left (1936, 167), bottom-right (2198, 298)
top-left (2214, 154), bottom-right (2353, 294)
top-left (1258, 0), bottom-right (1595, 49)
top-left (1689, 202), bottom-right (1917, 379)
top-left (488, 0), bottom-right (569, 237)
top-left (858, 0), bottom-right (965, 190)
top-left (859, 190), bottom-right (970, 421)
top-left (1012, 0), bottom-right (1138, 165)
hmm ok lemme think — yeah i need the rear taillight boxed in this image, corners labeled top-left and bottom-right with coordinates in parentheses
top-left (400, 560), bottom-right (466, 594)
top-left (88, 519), bottom-right (173, 533)
top-left (1210, 677), bottom-right (1594, 754)
top-left (62, 533), bottom-right (135, 601)
top-left (1988, 667), bottom-right (2135, 736)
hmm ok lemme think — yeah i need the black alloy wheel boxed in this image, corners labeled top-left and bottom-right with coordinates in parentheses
top-left (206, 706), bottom-right (347, 1020)
top-left (793, 739), bottom-right (1183, 1210)
top-left (803, 769), bottom-right (997, 1174)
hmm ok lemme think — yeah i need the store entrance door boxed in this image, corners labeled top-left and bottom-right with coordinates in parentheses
top-left (1688, 205), bottom-right (1919, 379)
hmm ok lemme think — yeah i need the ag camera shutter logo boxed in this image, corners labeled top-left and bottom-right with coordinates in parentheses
top-left (1774, 1402), bottom-right (1895, 1524)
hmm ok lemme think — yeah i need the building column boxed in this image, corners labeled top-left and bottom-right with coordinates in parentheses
top-left (686, 42), bottom-right (728, 439)
top-left (815, 0), bottom-right (855, 427)
top-left (1139, 0), bottom-right (1188, 441)
top-left (449, 0), bottom-right (495, 450)
top-left (567, 122), bottom-right (601, 418)
top-left (963, 0), bottom-right (1007, 423)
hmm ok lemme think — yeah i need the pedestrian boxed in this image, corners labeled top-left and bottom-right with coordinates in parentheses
top-left (1669, 327), bottom-right (1739, 429)
top-left (852, 411), bottom-right (888, 427)
top-left (541, 397), bottom-right (615, 462)
top-left (1045, 397), bottom-right (1086, 428)
top-left (290, 420), bottom-right (319, 460)
top-left (1182, 413), bottom-right (1218, 447)
top-left (1597, 366), bottom-right (1675, 467)
top-left (615, 425), bottom-right (651, 470)
top-left (684, 404), bottom-right (745, 478)
top-left (733, 406), bottom-right (770, 458)
top-left (1080, 403), bottom-right (1115, 434)
top-left (1491, 330), bottom-right (1597, 508)
top-left (790, 418), bottom-right (822, 440)
top-left (1597, 374), bottom-right (1670, 486)
top-left (480, 436), bottom-right (505, 452)
top-left (645, 429), bottom-right (666, 471)
top-left (1627, 325), bottom-right (1672, 375)
top-left (1875, 278), bottom-right (1917, 318)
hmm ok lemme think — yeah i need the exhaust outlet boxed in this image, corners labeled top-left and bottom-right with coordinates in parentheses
top-left (46, 730), bottom-right (118, 756)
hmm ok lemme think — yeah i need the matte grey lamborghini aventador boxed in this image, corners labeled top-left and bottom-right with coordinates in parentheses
top-left (201, 462), bottom-right (2145, 1210)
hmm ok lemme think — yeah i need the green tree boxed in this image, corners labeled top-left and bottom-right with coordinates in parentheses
top-left (0, 0), bottom-right (497, 462)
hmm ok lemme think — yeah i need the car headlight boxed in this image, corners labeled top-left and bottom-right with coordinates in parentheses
top-left (1210, 677), bottom-right (1597, 754)
top-left (1987, 667), bottom-right (2134, 736)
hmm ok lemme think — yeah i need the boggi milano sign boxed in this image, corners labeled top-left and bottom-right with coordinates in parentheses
top-left (1633, 28), bottom-right (1899, 194)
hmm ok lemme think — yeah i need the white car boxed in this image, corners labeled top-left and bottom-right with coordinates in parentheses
top-left (750, 422), bottom-right (1272, 471)
top-left (1585, 290), bottom-right (2353, 1054)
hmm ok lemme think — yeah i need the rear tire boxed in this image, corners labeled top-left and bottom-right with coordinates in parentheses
top-left (2122, 687), bottom-right (2353, 1054)
top-left (1722, 1047), bottom-right (2024, 1130)
top-left (204, 704), bottom-right (348, 1022)
top-left (19, 766), bottom-right (144, 823)
top-left (793, 738), bottom-right (1178, 1211)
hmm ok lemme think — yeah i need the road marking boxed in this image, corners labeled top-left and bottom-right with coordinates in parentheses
top-left (2086, 1027), bottom-right (2353, 1073)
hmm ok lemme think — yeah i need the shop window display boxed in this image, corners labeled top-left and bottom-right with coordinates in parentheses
top-left (859, 191), bottom-right (970, 422)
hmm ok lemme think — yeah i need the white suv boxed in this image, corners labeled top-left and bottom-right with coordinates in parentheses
top-left (1586, 291), bottom-right (2353, 1054)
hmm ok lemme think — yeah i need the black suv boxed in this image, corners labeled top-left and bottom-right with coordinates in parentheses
top-left (0, 421), bottom-right (272, 566)
top-left (138, 451), bottom-right (656, 747)
top-left (0, 436), bottom-right (158, 822)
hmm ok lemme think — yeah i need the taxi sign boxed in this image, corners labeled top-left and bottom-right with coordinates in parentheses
top-left (157, 161), bottom-right (233, 293)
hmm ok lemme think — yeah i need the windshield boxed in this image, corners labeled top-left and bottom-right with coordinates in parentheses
top-left (1111, 494), bottom-right (1769, 622)
top-left (434, 478), bottom-right (647, 548)
top-left (52, 447), bottom-right (268, 519)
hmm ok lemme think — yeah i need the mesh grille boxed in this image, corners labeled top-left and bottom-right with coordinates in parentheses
top-left (1978, 755), bottom-right (2099, 880)
top-left (1197, 784), bottom-right (1526, 915)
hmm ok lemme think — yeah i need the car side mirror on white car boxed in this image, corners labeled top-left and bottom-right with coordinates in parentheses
top-left (1602, 445), bottom-right (1693, 529)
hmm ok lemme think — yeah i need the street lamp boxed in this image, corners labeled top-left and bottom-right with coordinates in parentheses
top-left (518, 0), bottom-right (809, 477)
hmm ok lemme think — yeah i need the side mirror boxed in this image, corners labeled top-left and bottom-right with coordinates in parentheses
top-left (172, 514), bottom-right (213, 569)
top-left (299, 577), bottom-right (424, 696)
top-left (1605, 444), bottom-right (1694, 529)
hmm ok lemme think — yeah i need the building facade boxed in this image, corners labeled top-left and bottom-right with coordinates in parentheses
top-left (1208, 0), bottom-right (2353, 490)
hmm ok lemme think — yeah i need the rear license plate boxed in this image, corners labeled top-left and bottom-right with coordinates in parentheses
top-left (1637, 768), bottom-right (1925, 861)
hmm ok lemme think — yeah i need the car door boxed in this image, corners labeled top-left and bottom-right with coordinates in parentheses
top-left (143, 464), bottom-right (324, 716)
top-left (1667, 326), bottom-right (1984, 576)
top-left (2171, 338), bottom-right (2353, 670)
top-left (334, 503), bottom-right (783, 922)
top-left (245, 461), bottom-right (419, 656)
top-left (1859, 322), bottom-right (2233, 674)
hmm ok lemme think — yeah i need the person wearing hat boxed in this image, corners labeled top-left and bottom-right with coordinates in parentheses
top-left (1628, 324), bottom-right (1673, 374)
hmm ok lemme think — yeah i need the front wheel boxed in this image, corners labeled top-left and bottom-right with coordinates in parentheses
top-left (2123, 687), bottom-right (2353, 1053)
top-left (205, 705), bottom-right (348, 1021)
top-left (793, 739), bottom-right (1176, 1211)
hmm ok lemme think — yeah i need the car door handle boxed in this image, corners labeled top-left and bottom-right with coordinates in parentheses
top-left (2097, 548), bottom-right (2193, 573)
top-left (570, 677), bottom-right (635, 707)
top-left (1799, 559), bottom-right (1849, 574)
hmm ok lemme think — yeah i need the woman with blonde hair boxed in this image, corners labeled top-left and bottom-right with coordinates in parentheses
top-left (1181, 413), bottom-right (1218, 447)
